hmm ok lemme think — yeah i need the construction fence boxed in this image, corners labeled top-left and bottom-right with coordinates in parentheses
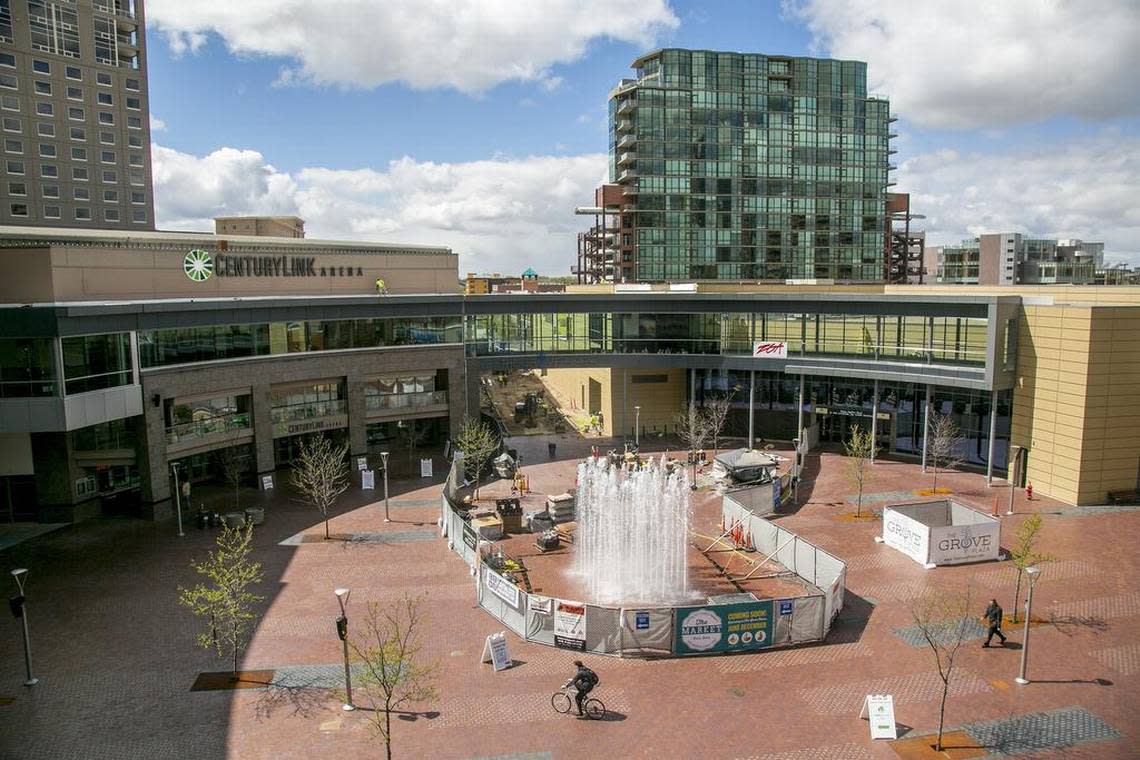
top-left (440, 461), bottom-right (846, 657)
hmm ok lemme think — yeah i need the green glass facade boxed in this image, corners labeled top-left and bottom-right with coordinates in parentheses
top-left (613, 49), bottom-right (892, 282)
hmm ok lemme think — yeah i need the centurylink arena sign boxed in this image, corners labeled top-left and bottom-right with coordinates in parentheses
top-left (183, 248), bottom-right (365, 282)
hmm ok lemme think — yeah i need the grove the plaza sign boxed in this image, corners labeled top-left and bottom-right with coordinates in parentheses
top-left (183, 248), bottom-right (366, 281)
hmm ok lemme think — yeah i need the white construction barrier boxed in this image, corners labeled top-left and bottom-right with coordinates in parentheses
top-left (882, 500), bottom-right (1001, 568)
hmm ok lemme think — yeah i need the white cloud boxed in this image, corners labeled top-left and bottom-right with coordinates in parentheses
top-left (786, 0), bottom-right (1140, 129)
top-left (147, 0), bottom-right (678, 94)
top-left (152, 144), bottom-right (608, 274)
top-left (897, 133), bottom-right (1140, 265)
top-left (150, 116), bottom-right (166, 132)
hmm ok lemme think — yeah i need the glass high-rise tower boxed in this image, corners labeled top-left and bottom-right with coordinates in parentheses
top-left (608, 49), bottom-right (893, 282)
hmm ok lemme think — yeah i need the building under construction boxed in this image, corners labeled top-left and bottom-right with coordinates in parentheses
top-left (574, 185), bottom-right (635, 284)
top-left (885, 192), bottom-right (926, 284)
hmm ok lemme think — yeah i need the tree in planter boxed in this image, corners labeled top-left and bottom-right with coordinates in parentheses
top-left (674, 403), bottom-right (710, 487)
top-left (216, 445), bottom-right (248, 513)
top-left (1009, 513), bottom-right (1054, 623)
top-left (291, 434), bottom-right (350, 540)
top-left (910, 585), bottom-right (974, 752)
top-left (349, 594), bottom-right (439, 760)
top-left (927, 412), bottom-right (963, 493)
top-left (179, 521), bottom-right (264, 678)
top-left (843, 424), bottom-right (876, 517)
top-left (454, 417), bottom-right (498, 501)
top-left (700, 389), bottom-right (736, 459)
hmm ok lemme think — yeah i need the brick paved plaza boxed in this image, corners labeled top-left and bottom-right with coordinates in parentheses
top-left (1, 436), bottom-right (1138, 759)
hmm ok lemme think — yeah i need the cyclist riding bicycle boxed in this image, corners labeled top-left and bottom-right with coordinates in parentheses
top-left (567, 660), bottom-right (599, 716)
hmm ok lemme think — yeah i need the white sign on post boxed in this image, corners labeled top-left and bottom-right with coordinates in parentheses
top-left (261, 474), bottom-right (274, 490)
top-left (357, 456), bottom-right (368, 471)
top-left (361, 470), bottom-right (375, 490)
top-left (420, 458), bottom-right (433, 478)
top-left (480, 631), bottom-right (512, 671)
top-left (859, 694), bottom-right (897, 740)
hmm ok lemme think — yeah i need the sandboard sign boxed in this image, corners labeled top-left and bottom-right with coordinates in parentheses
top-left (362, 470), bottom-right (375, 490)
top-left (481, 631), bottom-right (512, 671)
top-left (859, 694), bottom-right (897, 740)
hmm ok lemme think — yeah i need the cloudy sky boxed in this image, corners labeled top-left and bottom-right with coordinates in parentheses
top-left (146, 0), bottom-right (1140, 273)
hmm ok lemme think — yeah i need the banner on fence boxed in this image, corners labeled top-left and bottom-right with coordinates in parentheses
top-left (554, 600), bottom-right (587, 651)
top-left (484, 568), bottom-right (520, 609)
top-left (674, 600), bottom-right (774, 654)
top-left (882, 507), bottom-right (929, 564)
top-left (462, 521), bottom-right (477, 552)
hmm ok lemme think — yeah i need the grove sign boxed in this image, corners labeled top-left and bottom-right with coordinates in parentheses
top-left (673, 600), bottom-right (774, 655)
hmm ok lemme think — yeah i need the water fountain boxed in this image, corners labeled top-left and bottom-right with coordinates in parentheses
top-left (572, 456), bottom-right (692, 604)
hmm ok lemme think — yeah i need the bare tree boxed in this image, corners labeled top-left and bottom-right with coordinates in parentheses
top-left (454, 416), bottom-right (499, 500)
top-left (844, 424), bottom-right (876, 517)
top-left (701, 389), bottom-right (736, 459)
top-left (291, 434), bottom-right (350, 540)
top-left (927, 412), bottom-right (963, 493)
top-left (349, 595), bottom-right (440, 760)
top-left (1009, 513), bottom-right (1054, 623)
top-left (675, 403), bottom-right (710, 487)
top-left (911, 586), bottom-right (974, 752)
top-left (216, 445), bottom-right (247, 513)
top-left (179, 522), bottom-right (264, 678)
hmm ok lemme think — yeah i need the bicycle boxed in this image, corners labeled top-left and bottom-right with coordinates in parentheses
top-left (551, 680), bottom-right (606, 720)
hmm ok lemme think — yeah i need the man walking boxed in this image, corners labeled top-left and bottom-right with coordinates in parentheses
top-left (982, 598), bottom-right (1006, 647)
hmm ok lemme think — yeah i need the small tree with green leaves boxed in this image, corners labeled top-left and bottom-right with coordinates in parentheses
top-left (291, 434), bottom-right (350, 539)
top-left (179, 522), bottom-right (264, 677)
top-left (349, 594), bottom-right (440, 760)
top-left (844, 424), bottom-right (876, 517)
top-left (911, 585), bottom-right (974, 752)
top-left (454, 416), bottom-right (498, 500)
top-left (1009, 513), bottom-right (1054, 623)
top-left (928, 412), bottom-right (963, 493)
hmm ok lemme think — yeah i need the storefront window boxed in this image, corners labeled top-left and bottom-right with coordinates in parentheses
top-left (0, 337), bottom-right (56, 397)
top-left (61, 332), bottom-right (132, 394)
top-left (72, 418), bottom-right (133, 451)
top-left (166, 394), bottom-right (252, 444)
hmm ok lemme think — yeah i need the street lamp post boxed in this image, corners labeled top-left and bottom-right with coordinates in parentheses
top-left (634, 405), bottom-right (640, 449)
top-left (380, 451), bottom-right (390, 523)
top-left (335, 588), bottom-right (354, 710)
top-left (10, 568), bottom-right (37, 686)
top-left (1015, 566), bottom-right (1041, 684)
top-left (171, 461), bottom-right (185, 537)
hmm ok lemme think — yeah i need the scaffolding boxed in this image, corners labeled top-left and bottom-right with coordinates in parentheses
top-left (884, 192), bottom-right (926, 284)
top-left (573, 184), bottom-right (635, 284)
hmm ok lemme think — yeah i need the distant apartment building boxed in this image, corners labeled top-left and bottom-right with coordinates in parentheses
top-left (575, 48), bottom-right (895, 283)
top-left (214, 216), bottom-right (305, 238)
top-left (0, 0), bottom-right (155, 230)
top-left (929, 233), bottom-right (1105, 285)
top-left (466, 268), bottom-right (566, 295)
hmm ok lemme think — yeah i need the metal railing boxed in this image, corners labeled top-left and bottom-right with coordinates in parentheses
top-left (166, 412), bottom-right (252, 445)
top-left (270, 399), bottom-right (347, 424)
top-left (364, 389), bottom-right (448, 412)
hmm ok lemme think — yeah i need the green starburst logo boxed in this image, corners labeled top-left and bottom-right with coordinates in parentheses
top-left (184, 249), bottom-right (213, 282)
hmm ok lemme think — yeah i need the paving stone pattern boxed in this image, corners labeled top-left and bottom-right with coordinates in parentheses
top-left (963, 706), bottom-right (1120, 756)
top-left (1092, 644), bottom-right (1140, 676)
top-left (893, 617), bottom-right (988, 648)
top-left (737, 743), bottom-right (872, 760)
top-left (797, 669), bottom-right (992, 713)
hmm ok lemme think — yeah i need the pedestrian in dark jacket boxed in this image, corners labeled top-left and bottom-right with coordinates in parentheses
top-left (982, 598), bottom-right (1006, 647)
